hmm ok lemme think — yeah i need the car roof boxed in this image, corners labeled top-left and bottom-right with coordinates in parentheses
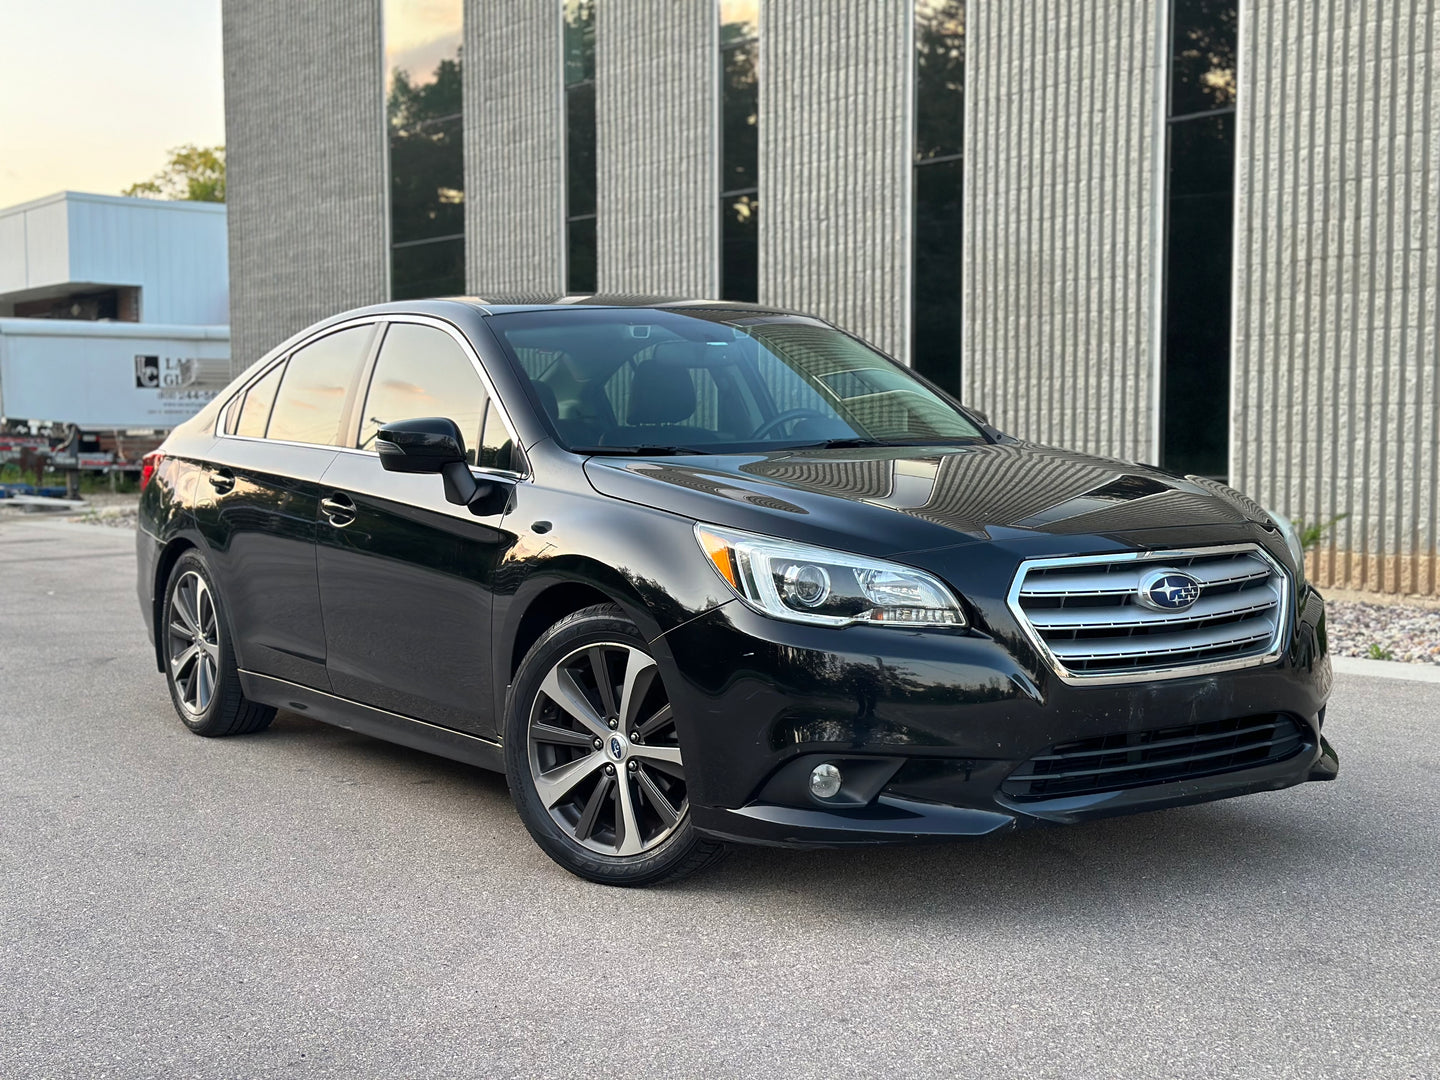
top-left (340, 296), bottom-right (810, 318)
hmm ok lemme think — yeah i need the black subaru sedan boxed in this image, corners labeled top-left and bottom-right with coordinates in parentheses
top-left (137, 298), bottom-right (1337, 885)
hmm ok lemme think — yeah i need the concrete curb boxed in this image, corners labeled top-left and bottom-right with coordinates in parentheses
top-left (1333, 656), bottom-right (1440, 685)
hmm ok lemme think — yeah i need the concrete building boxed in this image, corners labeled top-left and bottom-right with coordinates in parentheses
top-left (219, 0), bottom-right (1438, 596)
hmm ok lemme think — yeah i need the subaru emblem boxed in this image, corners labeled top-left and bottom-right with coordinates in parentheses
top-left (1137, 568), bottom-right (1202, 611)
top-left (609, 735), bottom-right (625, 760)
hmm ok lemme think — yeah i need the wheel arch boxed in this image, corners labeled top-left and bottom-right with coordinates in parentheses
top-left (151, 536), bottom-right (198, 672)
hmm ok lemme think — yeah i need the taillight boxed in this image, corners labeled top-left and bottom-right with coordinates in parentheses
top-left (139, 450), bottom-right (165, 491)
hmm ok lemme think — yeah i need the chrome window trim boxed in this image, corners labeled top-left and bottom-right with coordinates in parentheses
top-left (213, 313), bottom-right (530, 481)
top-left (1005, 542), bottom-right (1293, 686)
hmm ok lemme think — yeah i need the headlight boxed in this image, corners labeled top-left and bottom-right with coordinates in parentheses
top-left (1267, 509), bottom-right (1306, 585)
top-left (695, 524), bottom-right (967, 628)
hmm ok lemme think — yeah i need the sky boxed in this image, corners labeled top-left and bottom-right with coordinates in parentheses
top-left (0, 0), bottom-right (225, 208)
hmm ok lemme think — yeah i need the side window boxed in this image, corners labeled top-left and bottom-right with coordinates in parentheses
top-left (357, 322), bottom-right (488, 465)
top-left (234, 362), bottom-right (285, 438)
top-left (267, 325), bottom-right (373, 446)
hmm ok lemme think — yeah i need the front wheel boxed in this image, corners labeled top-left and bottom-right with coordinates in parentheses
top-left (505, 604), bottom-right (726, 886)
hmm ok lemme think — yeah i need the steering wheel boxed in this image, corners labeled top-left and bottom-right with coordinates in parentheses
top-left (752, 408), bottom-right (833, 439)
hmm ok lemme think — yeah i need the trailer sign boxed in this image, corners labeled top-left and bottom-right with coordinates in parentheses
top-left (135, 354), bottom-right (201, 390)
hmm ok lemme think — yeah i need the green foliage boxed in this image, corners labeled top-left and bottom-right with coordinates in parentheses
top-left (124, 145), bottom-right (225, 202)
top-left (1294, 512), bottom-right (1348, 551)
top-left (1366, 643), bottom-right (1395, 662)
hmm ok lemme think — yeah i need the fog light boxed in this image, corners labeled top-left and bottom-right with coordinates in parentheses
top-left (809, 762), bottom-right (843, 800)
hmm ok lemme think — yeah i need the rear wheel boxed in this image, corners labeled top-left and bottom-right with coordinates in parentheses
top-left (162, 551), bottom-right (275, 737)
top-left (505, 604), bottom-right (725, 885)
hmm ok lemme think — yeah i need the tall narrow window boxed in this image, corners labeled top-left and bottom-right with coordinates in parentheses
top-left (564, 0), bottom-right (597, 294)
top-left (384, 0), bottom-right (465, 299)
top-left (1161, 0), bottom-right (1237, 477)
top-left (719, 1), bottom-right (759, 302)
top-left (912, 0), bottom-right (965, 395)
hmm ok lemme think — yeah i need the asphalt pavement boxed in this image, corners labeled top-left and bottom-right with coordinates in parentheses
top-left (1, 516), bottom-right (1437, 1079)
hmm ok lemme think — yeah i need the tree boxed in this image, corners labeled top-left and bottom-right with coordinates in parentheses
top-left (124, 145), bottom-right (226, 202)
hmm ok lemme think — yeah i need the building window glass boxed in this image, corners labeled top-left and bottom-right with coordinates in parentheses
top-left (384, 0), bottom-right (465, 300)
top-left (1161, 0), bottom-right (1237, 478)
top-left (720, 1), bottom-right (759, 302)
top-left (565, 0), bottom-right (597, 294)
top-left (912, 0), bottom-right (965, 395)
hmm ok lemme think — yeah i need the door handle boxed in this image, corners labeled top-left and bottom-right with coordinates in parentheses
top-left (320, 493), bottom-right (357, 527)
top-left (208, 469), bottom-right (235, 494)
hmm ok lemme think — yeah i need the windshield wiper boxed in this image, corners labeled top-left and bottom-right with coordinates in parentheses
top-left (786, 436), bottom-right (982, 451)
top-left (571, 445), bottom-right (707, 456)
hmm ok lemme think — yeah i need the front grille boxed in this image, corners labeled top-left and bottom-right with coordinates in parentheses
top-left (1009, 545), bottom-right (1288, 681)
top-left (1002, 713), bottom-right (1309, 800)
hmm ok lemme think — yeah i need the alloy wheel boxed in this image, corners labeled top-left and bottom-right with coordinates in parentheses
top-left (526, 642), bottom-right (688, 857)
top-left (167, 570), bottom-right (221, 717)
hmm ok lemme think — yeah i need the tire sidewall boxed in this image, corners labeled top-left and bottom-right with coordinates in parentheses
top-left (505, 605), bottom-right (702, 885)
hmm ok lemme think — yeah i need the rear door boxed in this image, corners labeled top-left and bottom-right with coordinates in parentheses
top-left (314, 318), bottom-right (524, 736)
top-left (194, 321), bottom-right (377, 689)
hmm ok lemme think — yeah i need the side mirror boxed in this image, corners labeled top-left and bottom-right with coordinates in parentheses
top-left (376, 417), bottom-right (511, 514)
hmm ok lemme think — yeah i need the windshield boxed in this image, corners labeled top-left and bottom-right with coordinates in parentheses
top-left (487, 308), bottom-right (984, 454)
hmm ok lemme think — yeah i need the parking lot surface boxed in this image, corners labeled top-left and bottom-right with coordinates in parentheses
top-left (2, 518), bottom-right (1437, 1079)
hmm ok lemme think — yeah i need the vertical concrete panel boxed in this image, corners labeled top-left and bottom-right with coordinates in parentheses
top-left (596, 1), bottom-right (717, 296)
top-left (1234, 0), bottom-right (1439, 594)
top-left (221, 0), bottom-right (388, 373)
top-left (464, 0), bottom-right (565, 294)
top-left (963, 0), bottom-right (1160, 463)
top-left (759, 1), bottom-right (911, 360)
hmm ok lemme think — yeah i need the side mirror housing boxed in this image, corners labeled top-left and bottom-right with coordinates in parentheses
top-left (376, 417), bottom-right (512, 514)
top-left (376, 417), bottom-right (467, 473)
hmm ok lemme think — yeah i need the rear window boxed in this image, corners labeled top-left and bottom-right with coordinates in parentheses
top-left (234, 362), bottom-right (285, 438)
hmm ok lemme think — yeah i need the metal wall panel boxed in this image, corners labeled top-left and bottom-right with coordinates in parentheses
top-left (221, 0), bottom-right (388, 373)
top-left (1233, 0), bottom-right (1439, 595)
top-left (596, 0), bottom-right (717, 296)
top-left (758, 1), bottom-right (911, 360)
top-left (962, 0), bottom-right (1163, 463)
top-left (464, 0), bottom-right (565, 294)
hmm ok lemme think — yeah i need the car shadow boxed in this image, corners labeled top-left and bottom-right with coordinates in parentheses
top-left (259, 711), bottom-right (1341, 923)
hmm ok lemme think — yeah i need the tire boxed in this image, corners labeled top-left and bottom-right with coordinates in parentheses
top-left (505, 604), bottom-right (726, 886)
top-left (161, 550), bottom-right (275, 737)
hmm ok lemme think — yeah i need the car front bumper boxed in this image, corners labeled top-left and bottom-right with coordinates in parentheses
top-left (658, 584), bottom-right (1336, 848)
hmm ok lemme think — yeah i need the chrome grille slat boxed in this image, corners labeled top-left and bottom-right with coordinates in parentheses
top-left (1019, 561), bottom-right (1271, 597)
top-left (1025, 585), bottom-right (1280, 631)
top-left (1008, 544), bottom-right (1290, 683)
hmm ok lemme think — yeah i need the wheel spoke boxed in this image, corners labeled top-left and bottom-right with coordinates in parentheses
top-left (196, 656), bottom-right (214, 710)
top-left (172, 588), bottom-right (199, 638)
top-left (635, 766), bottom-right (679, 828)
top-left (631, 743), bottom-right (682, 767)
top-left (539, 667), bottom-right (608, 737)
top-left (589, 647), bottom-right (618, 719)
top-left (170, 642), bottom-right (201, 678)
top-left (531, 722), bottom-right (594, 749)
top-left (575, 773), bottom-right (613, 841)
top-left (635, 703), bottom-right (673, 740)
top-left (618, 649), bottom-right (658, 730)
top-left (532, 751), bottom-right (606, 808)
top-left (613, 773), bottom-right (644, 856)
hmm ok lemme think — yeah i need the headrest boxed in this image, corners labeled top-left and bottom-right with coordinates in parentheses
top-left (626, 343), bottom-right (704, 425)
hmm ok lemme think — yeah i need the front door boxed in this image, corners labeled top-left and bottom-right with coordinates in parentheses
top-left (314, 320), bottom-right (523, 736)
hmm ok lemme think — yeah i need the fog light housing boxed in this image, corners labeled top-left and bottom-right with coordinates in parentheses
top-left (809, 762), bottom-right (843, 800)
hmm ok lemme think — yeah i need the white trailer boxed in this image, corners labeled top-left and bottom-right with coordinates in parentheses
top-left (0, 318), bottom-right (230, 430)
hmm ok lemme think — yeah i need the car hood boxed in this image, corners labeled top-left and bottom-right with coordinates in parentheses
top-left (583, 440), bottom-right (1277, 560)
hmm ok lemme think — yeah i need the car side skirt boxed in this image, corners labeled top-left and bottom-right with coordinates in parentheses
top-left (238, 671), bottom-right (506, 773)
